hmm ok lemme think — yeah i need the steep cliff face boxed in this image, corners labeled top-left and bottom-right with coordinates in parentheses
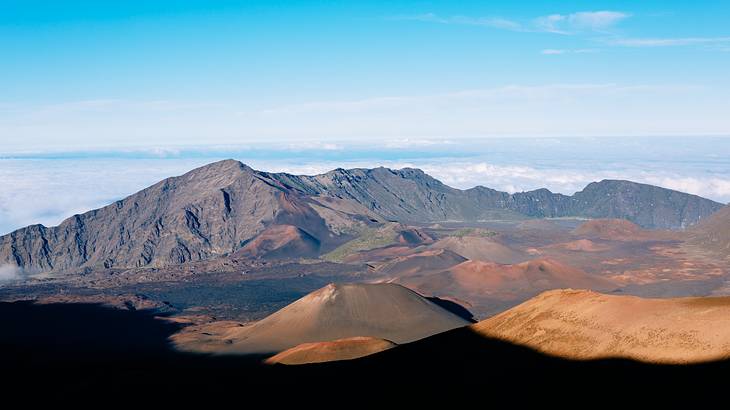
top-left (0, 160), bottom-right (374, 272)
top-left (570, 180), bottom-right (721, 229)
top-left (266, 167), bottom-right (469, 222)
top-left (270, 168), bottom-right (722, 228)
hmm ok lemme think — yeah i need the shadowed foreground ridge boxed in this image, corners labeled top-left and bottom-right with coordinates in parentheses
top-left (1, 300), bottom-right (728, 399)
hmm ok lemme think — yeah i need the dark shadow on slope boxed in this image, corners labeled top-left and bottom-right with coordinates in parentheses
top-left (1, 301), bottom-right (728, 401)
top-left (425, 296), bottom-right (477, 323)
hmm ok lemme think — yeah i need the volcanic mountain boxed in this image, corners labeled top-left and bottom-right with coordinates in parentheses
top-left (475, 289), bottom-right (730, 363)
top-left (394, 258), bottom-right (616, 317)
top-left (430, 235), bottom-right (526, 264)
top-left (175, 283), bottom-right (470, 354)
top-left (0, 160), bottom-right (381, 272)
top-left (0, 159), bottom-right (722, 273)
top-left (572, 218), bottom-right (659, 241)
top-left (375, 248), bottom-right (468, 278)
top-left (267, 167), bottom-right (722, 228)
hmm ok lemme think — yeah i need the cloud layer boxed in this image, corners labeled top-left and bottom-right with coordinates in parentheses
top-left (0, 264), bottom-right (22, 282)
top-left (2, 140), bottom-right (728, 235)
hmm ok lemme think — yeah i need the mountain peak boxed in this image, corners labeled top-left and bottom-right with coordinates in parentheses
top-left (188, 159), bottom-right (252, 174)
top-left (206, 282), bottom-right (469, 354)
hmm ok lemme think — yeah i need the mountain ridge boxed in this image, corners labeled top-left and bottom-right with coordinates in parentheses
top-left (268, 167), bottom-right (722, 227)
top-left (0, 159), bottom-right (723, 273)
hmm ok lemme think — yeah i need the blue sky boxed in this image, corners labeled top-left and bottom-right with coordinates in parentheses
top-left (1, 2), bottom-right (730, 233)
top-left (1, 1), bottom-right (730, 150)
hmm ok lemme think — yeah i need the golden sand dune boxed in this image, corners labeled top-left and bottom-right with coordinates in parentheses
top-left (265, 336), bottom-right (396, 365)
top-left (475, 289), bottom-right (730, 363)
top-left (176, 283), bottom-right (469, 355)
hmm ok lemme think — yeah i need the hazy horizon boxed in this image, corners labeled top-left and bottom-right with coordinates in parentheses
top-left (1, 136), bottom-right (728, 235)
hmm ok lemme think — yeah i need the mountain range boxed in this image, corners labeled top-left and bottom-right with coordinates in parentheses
top-left (0, 159), bottom-right (723, 273)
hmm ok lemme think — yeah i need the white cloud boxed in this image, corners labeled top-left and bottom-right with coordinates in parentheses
top-left (567, 11), bottom-right (630, 30)
top-left (284, 141), bottom-right (344, 151)
top-left (0, 158), bottom-right (216, 234)
top-left (395, 10), bottom-right (629, 34)
top-left (642, 177), bottom-right (730, 200)
top-left (383, 138), bottom-right (456, 149)
top-left (419, 162), bottom-right (730, 202)
top-left (606, 37), bottom-right (730, 47)
top-left (534, 14), bottom-right (570, 34)
top-left (390, 13), bottom-right (524, 31)
top-left (0, 264), bottom-right (22, 282)
top-left (541, 49), bottom-right (567, 55)
top-left (541, 48), bottom-right (598, 55)
top-left (266, 158), bottom-right (730, 204)
top-left (1, 142), bottom-right (729, 236)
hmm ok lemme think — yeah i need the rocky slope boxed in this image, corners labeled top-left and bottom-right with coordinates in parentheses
top-left (269, 168), bottom-right (722, 228)
top-left (0, 160), bottom-right (379, 272)
top-left (1, 160), bottom-right (722, 273)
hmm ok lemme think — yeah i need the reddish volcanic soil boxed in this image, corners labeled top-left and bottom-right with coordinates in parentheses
top-left (375, 249), bottom-right (467, 278)
top-left (394, 258), bottom-right (616, 317)
top-left (686, 205), bottom-right (730, 262)
top-left (174, 283), bottom-right (469, 354)
top-left (546, 239), bottom-right (610, 252)
top-left (572, 219), bottom-right (666, 241)
top-left (475, 289), bottom-right (730, 364)
top-left (429, 236), bottom-right (526, 264)
top-left (397, 227), bottom-right (434, 245)
top-left (233, 224), bottom-right (320, 259)
top-left (265, 336), bottom-right (396, 365)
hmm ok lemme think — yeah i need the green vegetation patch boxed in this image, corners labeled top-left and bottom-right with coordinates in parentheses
top-left (449, 228), bottom-right (497, 238)
top-left (322, 224), bottom-right (399, 263)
